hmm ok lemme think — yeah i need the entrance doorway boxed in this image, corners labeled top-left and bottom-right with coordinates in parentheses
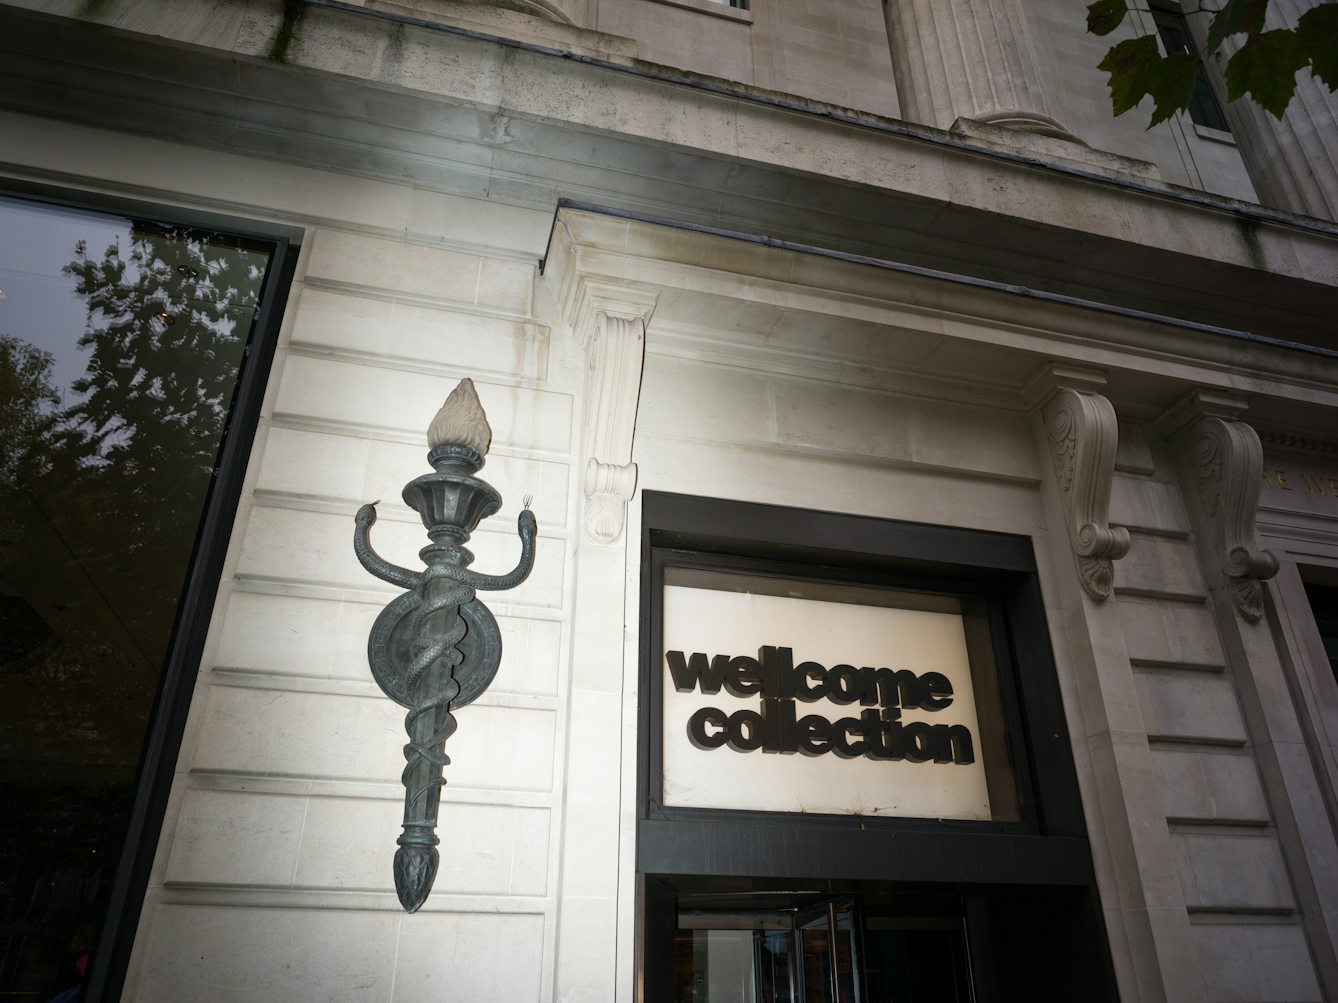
top-left (673, 894), bottom-right (973, 1003)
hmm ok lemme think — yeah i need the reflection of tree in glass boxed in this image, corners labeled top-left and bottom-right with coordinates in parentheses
top-left (58, 225), bottom-right (265, 651)
top-left (0, 224), bottom-right (269, 1000)
top-left (0, 223), bottom-right (268, 763)
top-left (0, 336), bottom-right (60, 489)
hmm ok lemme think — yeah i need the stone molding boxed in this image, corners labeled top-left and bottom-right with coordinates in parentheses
top-left (580, 309), bottom-right (650, 545)
top-left (1026, 364), bottom-right (1130, 599)
top-left (1257, 427), bottom-right (1338, 457)
top-left (1157, 390), bottom-right (1279, 620)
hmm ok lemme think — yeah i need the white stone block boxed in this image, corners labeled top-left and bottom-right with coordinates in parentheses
top-left (1113, 534), bottom-right (1207, 599)
top-left (1134, 669), bottom-right (1248, 745)
top-left (304, 229), bottom-right (483, 305)
top-left (1109, 474), bottom-right (1190, 535)
top-left (292, 799), bottom-right (550, 896)
top-left (289, 289), bottom-right (548, 382)
top-left (254, 426), bottom-right (373, 502)
top-left (271, 355), bottom-right (573, 453)
top-left (1193, 922), bottom-right (1322, 1002)
top-left (132, 904), bottom-right (400, 1002)
top-left (164, 789), bottom-right (306, 886)
top-left (1118, 597), bottom-right (1225, 668)
top-left (191, 686), bottom-right (406, 782)
top-left (1171, 832), bottom-right (1295, 911)
top-left (213, 591), bottom-right (346, 677)
top-left (393, 912), bottom-right (546, 1002)
top-left (1151, 748), bottom-right (1270, 823)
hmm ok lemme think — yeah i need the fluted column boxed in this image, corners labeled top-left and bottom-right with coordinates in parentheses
top-left (884, 0), bottom-right (1072, 137)
top-left (1189, 0), bottom-right (1338, 220)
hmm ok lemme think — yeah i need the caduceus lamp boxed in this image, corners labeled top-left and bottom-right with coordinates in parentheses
top-left (353, 378), bottom-right (536, 913)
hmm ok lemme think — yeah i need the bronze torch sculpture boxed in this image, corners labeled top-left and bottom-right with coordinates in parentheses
top-left (353, 378), bottom-right (536, 912)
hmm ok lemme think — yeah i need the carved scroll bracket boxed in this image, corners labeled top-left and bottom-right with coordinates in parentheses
top-left (1026, 364), bottom-right (1131, 600)
top-left (571, 282), bottom-right (657, 545)
top-left (1156, 390), bottom-right (1278, 621)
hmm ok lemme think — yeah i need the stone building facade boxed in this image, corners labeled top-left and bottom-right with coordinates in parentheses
top-left (2, 0), bottom-right (1338, 1001)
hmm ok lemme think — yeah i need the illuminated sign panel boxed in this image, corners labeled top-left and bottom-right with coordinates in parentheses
top-left (662, 574), bottom-right (1000, 821)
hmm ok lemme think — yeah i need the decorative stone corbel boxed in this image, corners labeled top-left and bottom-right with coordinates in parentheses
top-left (580, 310), bottom-right (648, 544)
top-left (1156, 391), bottom-right (1278, 621)
top-left (1026, 364), bottom-right (1131, 599)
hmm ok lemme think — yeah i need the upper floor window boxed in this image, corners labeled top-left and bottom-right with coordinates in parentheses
top-left (1151, 5), bottom-right (1232, 132)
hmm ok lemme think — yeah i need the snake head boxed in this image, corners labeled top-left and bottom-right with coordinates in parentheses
top-left (518, 506), bottom-right (537, 538)
top-left (356, 502), bottom-right (380, 527)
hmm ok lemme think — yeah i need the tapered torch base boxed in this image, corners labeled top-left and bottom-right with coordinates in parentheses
top-left (394, 842), bottom-right (440, 914)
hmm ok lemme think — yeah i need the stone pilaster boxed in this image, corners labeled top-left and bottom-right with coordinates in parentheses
top-left (1157, 390), bottom-right (1338, 998)
top-left (884, 0), bottom-right (1073, 138)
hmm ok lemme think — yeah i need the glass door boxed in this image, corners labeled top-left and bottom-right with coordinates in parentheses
top-left (673, 896), bottom-right (973, 1003)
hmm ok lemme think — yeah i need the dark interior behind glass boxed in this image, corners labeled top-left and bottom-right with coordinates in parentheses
top-left (1303, 582), bottom-right (1338, 684)
top-left (0, 196), bottom-right (274, 1002)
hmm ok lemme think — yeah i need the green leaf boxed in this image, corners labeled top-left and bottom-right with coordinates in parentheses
top-left (1148, 53), bottom-right (1201, 126)
top-left (1099, 35), bottom-right (1163, 115)
top-left (1297, 3), bottom-right (1338, 92)
top-left (1225, 28), bottom-right (1308, 116)
top-left (1205, 0), bottom-right (1269, 56)
top-left (1088, 0), bottom-right (1129, 36)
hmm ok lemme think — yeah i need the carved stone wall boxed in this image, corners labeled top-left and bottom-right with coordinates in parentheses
top-left (1028, 365), bottom-right (1130, 599)
top-left (580, 312), bottom-right (647, 544)
top-left (1157, 391), bottom-right (1278, 620)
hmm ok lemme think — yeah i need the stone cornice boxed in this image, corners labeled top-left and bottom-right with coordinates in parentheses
top-left (546, 210), bottom-right (1338, 423)
top-left (2, 2), bottom-right (1337, 351)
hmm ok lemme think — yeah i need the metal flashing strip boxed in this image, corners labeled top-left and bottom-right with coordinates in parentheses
top-left (548, 199), bottom-right (1338, 361)
top-left (305, 0), bottom-right (1338, 241)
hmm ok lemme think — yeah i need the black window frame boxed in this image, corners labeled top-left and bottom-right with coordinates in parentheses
top-left (637, 491), bottom-right (1094, 887)
top-left (0, 180), bottom-right (300, 1003)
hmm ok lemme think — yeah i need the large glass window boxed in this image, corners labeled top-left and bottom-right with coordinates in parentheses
top-left (0, 196), bottom-right (276, 1002)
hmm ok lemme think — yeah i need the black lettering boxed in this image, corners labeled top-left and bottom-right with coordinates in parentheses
top-left (725, 655), bottom-right (765, 696)
top-left (902, 721), bottom-right (935, 763)
top-left (759, 646), bottom-right (782, 697)
top-left (687, 707), bottom-right (728, 749)
top-left (726, 708), bottom-right (766, 751)
top-left (931, 724), bottom-right (954, 763)
top-left (862, 708), bottom-right (890, 759)
top-left (778, 647), bottom-right (795, 699)
top-left (862, 667), bottom-right (900, 708)
top-left (780, 698), bottom-right (799, 753)
top-left (828, 664), bottom-right (860, 704)
top-left (795, 662), bottom-right (829, 701)
top-left (831, 716), bottom-right (868, 758)
top-left (893, 669), bottom-right (922, 710)
top-left (858, 667), bottom-right (881, 706)
top-left (919, 671), bottom-right (954, 711)
top-left (947, 724), bottom-right (975, 764)
top-left (885, 715), bottom-right (905, 760)
top-left (798, 714), bottom-right (833, 756)
top-left (762, 698), bottom-right (783, 753)
top-left (667, 651), bottom-right (727, 694)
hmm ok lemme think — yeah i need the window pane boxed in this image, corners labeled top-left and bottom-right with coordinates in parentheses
top-left (0, 196), bottom-right (273, 1001)
top-left (1151, 8), bottom-right (1231, 131)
